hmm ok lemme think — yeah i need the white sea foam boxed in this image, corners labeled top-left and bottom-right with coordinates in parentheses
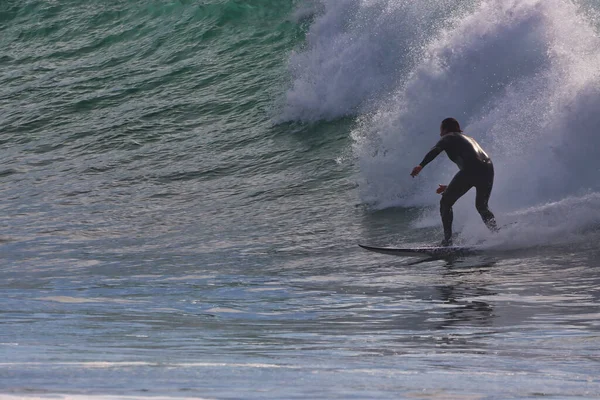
top-left (288, 0), bottom-right (600, 246)
top-left (282, 0), bottom-right (476, 122)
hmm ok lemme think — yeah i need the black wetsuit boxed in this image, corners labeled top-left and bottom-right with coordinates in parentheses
top-left (419, 132), bottom-right (497, 244)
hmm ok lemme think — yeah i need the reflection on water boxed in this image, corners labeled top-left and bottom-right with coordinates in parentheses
top-left (435, 260), bottom-right (497, 330)
top-left (2, 235), bottom-right (600, 398)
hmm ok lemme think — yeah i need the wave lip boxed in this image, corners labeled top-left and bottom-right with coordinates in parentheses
top-left (273, 0), bottom-right (600, 246)
top-left (281, 0), bottom-right (477, 122)
top-left (343, 0), bottom-right (600, 221)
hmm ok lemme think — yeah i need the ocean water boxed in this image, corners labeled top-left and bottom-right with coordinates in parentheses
top-left (1, 0), bottom-right (600, 398)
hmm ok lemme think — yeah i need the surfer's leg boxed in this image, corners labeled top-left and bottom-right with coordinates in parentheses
top-left (440, 171), bottom-right (473, 244)
top-left (475, 164), bottom-right (498, 232)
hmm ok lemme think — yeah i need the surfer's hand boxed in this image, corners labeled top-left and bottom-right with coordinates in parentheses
top-left (410, 165), bottom-right (422, 177)
top-left (436, 185), bottom-right (447, 194)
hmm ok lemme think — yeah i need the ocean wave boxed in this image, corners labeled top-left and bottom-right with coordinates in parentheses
top-left (287, 0), bottom-right (600, 243)
top-left (281, 0), bottom-right (477, 122)
top-left (349, 0), bottom-right (600, 215)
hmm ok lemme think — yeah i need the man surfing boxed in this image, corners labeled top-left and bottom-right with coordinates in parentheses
top-left (410, 118), bottom-right (497, 246)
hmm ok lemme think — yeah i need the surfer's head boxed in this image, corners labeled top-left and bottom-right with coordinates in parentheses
top-left (440, 118), bottom-right (462, 136)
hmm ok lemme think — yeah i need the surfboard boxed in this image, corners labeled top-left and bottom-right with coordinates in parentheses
top-left (358, 244), bottom-right (479, 257)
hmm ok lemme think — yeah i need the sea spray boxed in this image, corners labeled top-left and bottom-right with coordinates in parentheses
top-left (281, 0), bottom-right (477, 122)
top-left (285, 0), bottom-right (600, 244)
top-left (349, 0), bottom-right (600, 243)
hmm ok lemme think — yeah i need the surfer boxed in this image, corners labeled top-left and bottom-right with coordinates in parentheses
top-left (410, 118), bottom-right (497, 246)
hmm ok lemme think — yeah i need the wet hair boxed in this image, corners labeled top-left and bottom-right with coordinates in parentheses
top-left (441, 117), bottom-right (462, 133)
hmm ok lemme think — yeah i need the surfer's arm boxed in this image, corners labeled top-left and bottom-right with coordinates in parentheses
top-left (418, 143), bottom-right (444, 168)
top-left (411, 138), bottom-right (447, 177)
top-left (411, 143), bottom-right (444, 177)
